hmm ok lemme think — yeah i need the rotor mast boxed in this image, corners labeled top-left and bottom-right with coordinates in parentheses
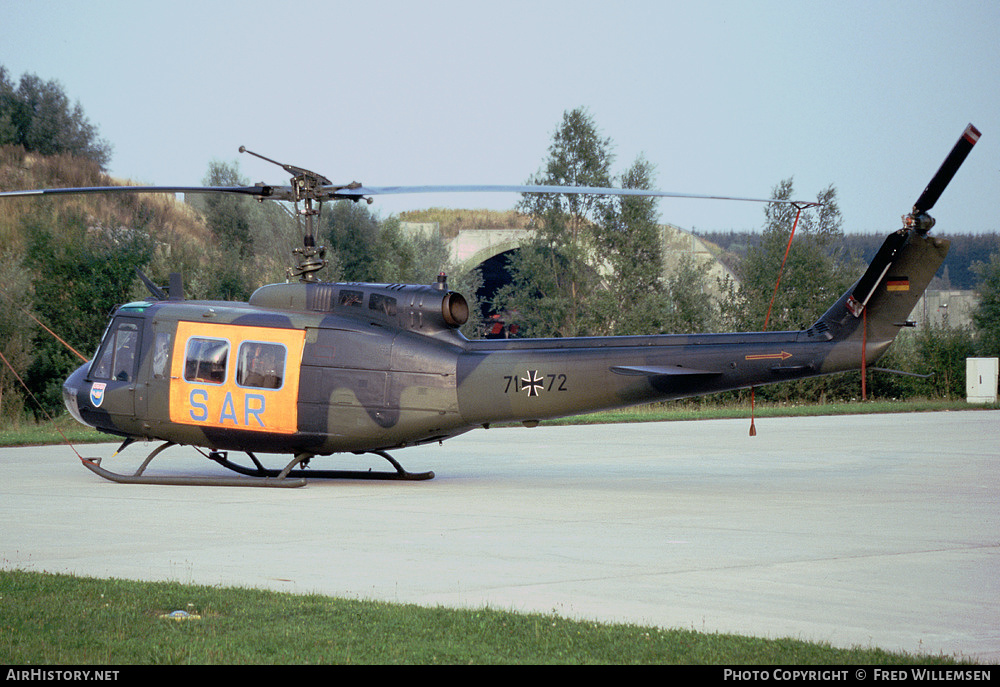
top-left (239, 146), bottom-right (360, 282)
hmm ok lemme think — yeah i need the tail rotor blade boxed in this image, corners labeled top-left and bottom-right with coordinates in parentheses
top-left (912, 123), bottom-right (981, 215)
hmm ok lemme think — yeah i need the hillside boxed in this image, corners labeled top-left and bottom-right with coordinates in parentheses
top-left (398, 207), bottom-right (530, 239)
top-left (0, 146), bottom-right (256, 416)
top-left (0, 145), bottom-right (211, 264)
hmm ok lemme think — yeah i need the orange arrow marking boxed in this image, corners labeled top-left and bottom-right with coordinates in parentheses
top-left (745, 351), bottom-right (793, 361)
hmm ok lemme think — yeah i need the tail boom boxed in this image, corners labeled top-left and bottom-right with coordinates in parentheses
top-left (456, 228), bottom-right (949, 425)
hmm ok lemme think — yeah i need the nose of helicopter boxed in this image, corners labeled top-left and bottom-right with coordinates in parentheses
top-left (62, 362), bottom-right (93, 427)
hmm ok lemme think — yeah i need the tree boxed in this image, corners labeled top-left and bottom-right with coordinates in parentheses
top-left (972, 249), bottom-right (1000, 358)
top-left (588, 155), bottom-right (663, 334)
top-left (22, 208), bottom-right (153, 413)
top-left (0, 68), bottom-right (18, 145)
top-left (202, 161), bottom-right (254, 251)
top-left (324, 201), bottom-right (451, 282)
top-left (661, 253), bottom-right (717, 334)
top-left (499, 108), bottom-right (679, 338)
top-left (519, 107), bottom-right (614, 229)
top-left (323, 200), bottom-right (382, 282)
top-left (503, 107), bottom-right (614, 337)
top-left (197, 160), bottom-right (258, 300)
top-left (371, 216), bottom-right (450, 284)
top-left (0, 66), bottom-right (111, 168)
top-left (915, 323), bottom-right (977, 400)
top-left (729, 179), bottom-right (853, 333)
top-left (589, 154), bottom-right (718, 335)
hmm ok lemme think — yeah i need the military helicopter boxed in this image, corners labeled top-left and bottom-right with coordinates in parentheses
top-left (0, 125), bottom-right (980, 487)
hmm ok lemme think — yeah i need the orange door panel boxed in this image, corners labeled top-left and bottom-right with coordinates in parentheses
top-left (169, 322), bottom-right (305, 434)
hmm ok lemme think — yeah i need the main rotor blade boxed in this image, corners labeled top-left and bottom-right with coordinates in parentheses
top-left (912, 123), bottom-right (981, 214)
top-left (1, 181), bottom-right (817, 207)
top-left (0, 184), bottom-right (287, 200)
top-left (335, 184), bottom-right (817, 206)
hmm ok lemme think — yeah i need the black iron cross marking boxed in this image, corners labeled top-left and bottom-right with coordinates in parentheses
top-left (520, 370), bottom-right (544, 397)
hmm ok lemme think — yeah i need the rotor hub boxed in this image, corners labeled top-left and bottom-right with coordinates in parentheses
top-left (903, 210), bottom-right (936, 234)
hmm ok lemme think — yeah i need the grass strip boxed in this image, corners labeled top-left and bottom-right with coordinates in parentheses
top-left (0, 570), bottom-right (976, 665)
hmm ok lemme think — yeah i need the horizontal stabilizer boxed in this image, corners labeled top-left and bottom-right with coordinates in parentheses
top-left (610, 365), bottom-right (722, 378)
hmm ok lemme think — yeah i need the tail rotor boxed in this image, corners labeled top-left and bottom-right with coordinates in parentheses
top-left (847, 123), bottom-right (980, 318)
top-left (905, 123), bottom-right (981, 233)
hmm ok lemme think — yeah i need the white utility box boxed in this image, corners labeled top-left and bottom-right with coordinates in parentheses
top-left (966, 357), bottom-right (999, 404)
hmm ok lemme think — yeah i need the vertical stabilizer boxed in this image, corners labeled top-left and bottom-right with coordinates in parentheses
top-left (818, 230), bottom-right (950, 354)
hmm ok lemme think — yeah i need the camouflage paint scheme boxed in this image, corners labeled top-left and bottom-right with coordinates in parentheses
top-left (62, 228), bottom-right (949, 461)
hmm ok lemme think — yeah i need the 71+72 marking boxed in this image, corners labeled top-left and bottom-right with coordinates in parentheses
top-left (503, 371), bottom-right (568, 396)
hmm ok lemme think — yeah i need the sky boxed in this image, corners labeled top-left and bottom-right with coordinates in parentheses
top-left (2, 0), bottom-right (998, 236)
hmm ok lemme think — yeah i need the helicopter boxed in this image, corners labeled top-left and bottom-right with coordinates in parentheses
top-left (0, 125), bottom-right (980, 487)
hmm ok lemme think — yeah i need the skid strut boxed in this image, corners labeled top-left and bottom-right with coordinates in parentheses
top-left (81, 441), bottom-right (307, 487)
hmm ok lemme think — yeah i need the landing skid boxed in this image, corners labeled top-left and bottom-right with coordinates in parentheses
top-left (80, 440), bottom-right (433, 487)
top-left (208, 449), bottom-right (435, 481)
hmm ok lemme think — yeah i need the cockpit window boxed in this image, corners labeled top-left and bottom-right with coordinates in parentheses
top-left (184, 337), bottom-right (229, 385)
top-left (236, 341), bottom-right (286, 390)
top-left (91, 322), bottom-right (140, 382)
